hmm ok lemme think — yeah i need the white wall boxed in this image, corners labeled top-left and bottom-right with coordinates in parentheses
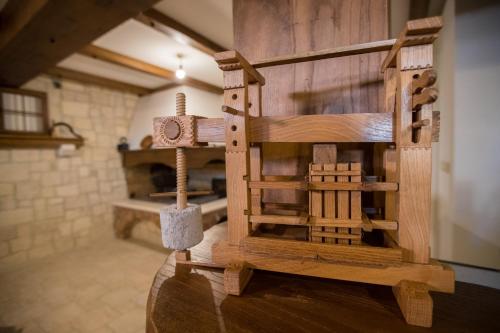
top-left (128, 86), bottom-right (223, 149)
top-left (433, 0), bottom-right (500, 270)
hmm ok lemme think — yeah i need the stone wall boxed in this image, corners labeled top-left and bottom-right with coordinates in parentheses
top-left (0, 76), bottom-right (138, 267)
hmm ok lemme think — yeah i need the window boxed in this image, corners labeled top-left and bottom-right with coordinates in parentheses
top-left (0, 88), bottom-right (49, 134)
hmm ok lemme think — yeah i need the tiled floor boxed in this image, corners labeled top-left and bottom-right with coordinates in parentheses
top-left (0, 239), bottom-right (168, 333)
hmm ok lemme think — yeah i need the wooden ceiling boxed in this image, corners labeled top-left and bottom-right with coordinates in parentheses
top-left (0, 0), bottom-right (228, 96)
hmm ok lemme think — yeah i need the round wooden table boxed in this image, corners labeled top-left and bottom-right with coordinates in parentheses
top-left (146, 224), bottom-right (500, 333)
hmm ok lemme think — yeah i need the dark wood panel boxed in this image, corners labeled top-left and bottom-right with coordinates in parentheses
top-left (233, 0), bottom-right (389, 204)
top-left (0, 0), bottom-right (160, 87)
top-left (121, 147), bottom-right (226, 168)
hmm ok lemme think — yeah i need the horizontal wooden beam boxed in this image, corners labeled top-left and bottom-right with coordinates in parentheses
top-left (45, 67), bottom-right (153, 95)
top-left (381, 16), bottom-right (443, 72)
top-left (250, 114), bottom-right (394, 142)
top-left (136, 9), bottom-right (225, 56)
top-left (309, 217), bottom-right (398, 231)
top-left (0, 0), bottom-right (160, 87)
top-left (252, 39), bottom-right (396, 68)
top-left (194, 113), bottom-right (396, 144)
top-left (215, 50), bottom-right (265, 85)
top-left (0, 133), bottom-right (84, 149)
top-left (249, 214), bottom-right (308, 225)
top-left (248, 181), bottom-right (398, 192)
top-left (80, 45), bottom-right (223, 95)
top-left (213, 241), bottom-right (455, 293)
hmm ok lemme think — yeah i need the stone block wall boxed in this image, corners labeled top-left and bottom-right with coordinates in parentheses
top-left (0, 76), bottom-right (138, 267)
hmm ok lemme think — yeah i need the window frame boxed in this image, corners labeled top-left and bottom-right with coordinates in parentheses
top-left (0, 87), bottom-right (50, 135)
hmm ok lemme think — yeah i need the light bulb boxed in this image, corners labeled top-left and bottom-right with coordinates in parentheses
top-left (176, 68), bottom-right (186, 79)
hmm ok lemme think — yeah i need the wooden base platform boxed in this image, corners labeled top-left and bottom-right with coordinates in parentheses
top-left (146, 224), bottom-right (499, 333)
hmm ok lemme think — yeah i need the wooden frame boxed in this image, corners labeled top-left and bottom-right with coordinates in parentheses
top-left (0, 87), bottom-right (49, 135)
top-left (152, 16), bottom-right (453, 328)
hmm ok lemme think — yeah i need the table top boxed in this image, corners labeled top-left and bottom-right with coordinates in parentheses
top-left (146, 223), bottom-right (500, 333)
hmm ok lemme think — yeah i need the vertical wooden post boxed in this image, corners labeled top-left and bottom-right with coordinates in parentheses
top-left (395, 44), bottom-right (434, 263)
top-left (249, 83), bottom-right (263, 220)
top-left (215, 51), bottom-right (265, 245)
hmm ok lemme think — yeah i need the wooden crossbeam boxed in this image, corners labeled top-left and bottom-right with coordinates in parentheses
top-left (79, 45), bottom-right (223, 95)
top-left (45, 67), bottom-right (153, 95)
top-left (252, 39), bottom-right (396, 68)
top-left (248, 181), bottom-right (398, 192)
top-left (243, 237), bottom-right (403, 265)
top-left (136, 9), bottom-right (225, 56)
top-left (0, 0), bottom-right (160, 87)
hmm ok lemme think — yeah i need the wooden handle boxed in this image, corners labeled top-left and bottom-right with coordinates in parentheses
top-left (412, 69), bottom-right (437, 94)
top-left (412, 119), bottom-right (430, 129)
top-left (412, 87), bottom-right (438, 110)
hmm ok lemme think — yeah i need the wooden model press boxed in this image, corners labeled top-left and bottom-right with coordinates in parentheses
top-left (152, 17), bottom-right (454, 328)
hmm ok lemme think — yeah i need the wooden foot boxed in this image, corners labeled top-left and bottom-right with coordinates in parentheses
top-left (175, 250), bottom-right (191, 262)
top-left (224, 261), bottom-right (253, 296)
top-left (393, 280), bottom-right (433, 327)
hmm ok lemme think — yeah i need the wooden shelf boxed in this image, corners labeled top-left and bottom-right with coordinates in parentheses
top-left (0, 133), bottom-right (84, 149)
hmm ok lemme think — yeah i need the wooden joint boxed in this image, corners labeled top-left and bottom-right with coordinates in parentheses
top-left (222, 105), bottom-right (244, 116)
top-left (412, 119), bottom-right (430, 129)
top-left (153, 115), bottom-right (207, 147)
top-left (215, 50), bottom-right (265, 85)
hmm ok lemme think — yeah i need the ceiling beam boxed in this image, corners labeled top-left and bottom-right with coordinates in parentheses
top-left (136, 9), bottom-right (226, 56)
top-left (45, 67), bottom-right (153, 96)
top-left (0, 0), bottom-right (161, 87)
top-left (79, 45), bottom-right (223, 95)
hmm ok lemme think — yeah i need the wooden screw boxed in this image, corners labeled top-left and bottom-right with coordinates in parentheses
top-left (176, 93), bottom-right (187, 210)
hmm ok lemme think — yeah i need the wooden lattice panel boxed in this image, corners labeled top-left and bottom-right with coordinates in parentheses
top-left (308, 162), bottom-right (363, 245)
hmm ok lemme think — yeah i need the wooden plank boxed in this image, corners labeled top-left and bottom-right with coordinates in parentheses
top-left (310, 163), bottom-right (323, 242)
top-left (384, 147), bottom-right (398, 242)
top-left (80, 45), bottom-right (223, 95)
top-left (136, 9), bottom-right (225, 56)
top-left (243, 237), bottom-right (402, 265)
top-left (310, 170), bottom-right (361, 176)
top-left (381, 16), bottom-right (442, 72)
top-left (249, 214), bottom-right (307, 225)
top-left (337, 163), bottom-right (350, 244)
top-left (393, 280), bottom-right (433, 327)
top-left (311, 231), bottom-right (361, 240)
top-left (250, 114), bottom-right (394, 142)
top-left (0, 0), bottom-right (160, 87)
top-left (250, 146), bottom-right (262, 216)
top-left (252, 39), bottom-right (396, 68)
top-left (212, 241), bottom-right (455, 293)
top-left (45, 67), bottom-right (152, 95)
top-left (350, 163), bottom-right (362, 245)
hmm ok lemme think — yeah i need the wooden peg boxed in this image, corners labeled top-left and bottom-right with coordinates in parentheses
top-left (412, 69), bottom-right (437, 94)
top-left (412, 119), bottom-right (430, 129)
top-left (221, 105), bottom-right (242, 116)
top-left (412, 87), bottom-right (438, 110)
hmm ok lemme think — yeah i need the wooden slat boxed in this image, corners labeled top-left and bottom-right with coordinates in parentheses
top-left (250, 114), bottom-right (394, 142)
top-left (309, 217), bottom-right (398, 231)
top-left (252, 39), bottom-right (396, 68)
top-left (310, 170), bottom-right (361, 176)
top-left (310, 163), bottom-right (324, 242)
top-left (249, 214), bottom-right (307, 225)
top-left (45, 67), bottom-right (152, 95)
top-left (0, 0), bottom-right (160, 87)
top-left (243, 237), bottom-right (403, 266)
top-left (248, 181), bottom-right (307, 190)
top-left (309, 182), bottom-right (398, 192)
top-left (311, 231), bottom-right (361, 240)
top-left (381, 16), bottom-right (443, 72)
top-left (323, 163), bottom-right (337, 244)
top-left (80, 45), bottom-right (223, 95)
top-left (337, 163), bottom-right (350, 244)
top-left (136, 9), bottom-right (225, 56)
top-left (350, 162), bottom-right (362, 245)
